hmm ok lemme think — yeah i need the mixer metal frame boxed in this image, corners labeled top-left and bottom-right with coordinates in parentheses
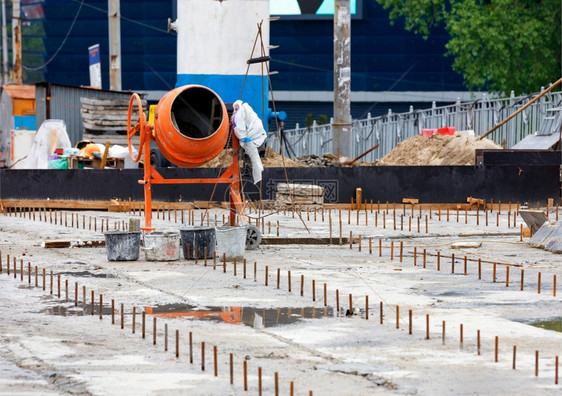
top-left (127, 92), bottom-right (245, 231)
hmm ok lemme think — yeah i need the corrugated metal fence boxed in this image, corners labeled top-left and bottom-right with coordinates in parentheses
top-left (35, 82), bottom-right (135, 145)
top-left (269, 90), bottom-right (562, 161)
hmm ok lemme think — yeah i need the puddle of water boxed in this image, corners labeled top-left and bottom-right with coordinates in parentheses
top-left (530, 318), bottom-right (562, 333)
top-left (57, 271), bottom-right (110, 278)
top-left (147, 304), bottom-right (334, 328)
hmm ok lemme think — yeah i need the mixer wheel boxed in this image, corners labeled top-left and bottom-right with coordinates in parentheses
top-left (246, 224), bottom-right (262, 250)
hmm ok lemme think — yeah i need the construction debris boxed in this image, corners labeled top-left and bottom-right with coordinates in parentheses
top-left (294, 153), bottom-right (358, 167)
top-left (276, 183), bottom-right (325, 206)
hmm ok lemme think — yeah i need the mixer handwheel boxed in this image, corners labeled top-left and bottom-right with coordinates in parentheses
top-left (127, 93), bottom-right (148, 163)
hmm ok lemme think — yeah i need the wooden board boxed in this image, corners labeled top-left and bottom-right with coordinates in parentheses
top-left (1, 199), bottom-right (198, 211)
top-left (42, 240), bottom-right (106, 248)
top-left (80, 97), bottom-right (146, 107)
top-left (528, 221), bottom-right (556, 248)
top-left (67, 156), bottom-right (124, 169)
top-left (261, 236), bottom-right (350, 245)
top-left (519, 209), bottom-right (548, 234)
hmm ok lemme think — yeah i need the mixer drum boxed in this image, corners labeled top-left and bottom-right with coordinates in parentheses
top-left (153, 85), bottom-right (229, 168)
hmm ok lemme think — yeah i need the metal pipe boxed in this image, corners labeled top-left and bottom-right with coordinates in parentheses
top-left (478, 77), bottom-right (562, 140)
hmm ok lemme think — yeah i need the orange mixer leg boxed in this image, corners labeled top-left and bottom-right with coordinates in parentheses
top-left (229, 143), bottom-right (245, 225)
top-left (141, 133), bottom-right (155, 231)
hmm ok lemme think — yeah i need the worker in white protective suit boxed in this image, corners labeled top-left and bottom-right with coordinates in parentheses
top-left (231, 100), bottom-right (267, 184)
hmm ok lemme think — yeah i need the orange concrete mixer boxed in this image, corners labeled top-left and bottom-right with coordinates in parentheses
top-left (127, 85), bottom-right (244, 231)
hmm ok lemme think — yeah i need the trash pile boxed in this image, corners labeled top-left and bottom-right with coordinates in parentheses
top-left (19, 119), bottom-right (134, 170)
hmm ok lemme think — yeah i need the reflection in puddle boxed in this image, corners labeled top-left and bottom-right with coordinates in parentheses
top-left (43, 304), bottom-right (113, 317)
top-left (147, 304), bottom-right (334, 328)
top-left (42, 303), bottom-right (334, 328)
top-left (530, 318), bottom-right (562, 333)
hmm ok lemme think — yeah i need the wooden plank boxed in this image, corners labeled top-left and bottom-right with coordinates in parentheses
top-left (83, 119), bottom-right (129, 126)
top-left (100, 141), bottom-right (112, 169)
top-left (41, 240), bottom-right (106, 248)
top-left (80, 97), bottom-right (146, 106)
top-left (519, 209), bottom-right (548, 234)
top-left (67, 156), bottom-right (124, 169)
top-left (81, 104), bottom-right (138, 111)
top-left (261, 237), bottom-right (350, 245)
top-left (323, 203), bottom-right (478, 210)
top-left (0, 199), bottom-right (198, 211)
top-left (402, 198), bottom-right (419, 204)
top-left (83, 123), bottom-right (127, 131)
top-left (81, 113), bottom-right (131, 121)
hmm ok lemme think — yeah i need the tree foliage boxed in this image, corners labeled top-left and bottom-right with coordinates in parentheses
top-left (376, 0), bottom-right (561, 94)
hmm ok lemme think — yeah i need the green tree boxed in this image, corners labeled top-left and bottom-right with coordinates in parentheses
top-left (304, 113), bottom-right (314, 128)
top-left (376, 0), bottom-right (561, 94)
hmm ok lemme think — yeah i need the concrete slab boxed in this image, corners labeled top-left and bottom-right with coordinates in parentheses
top-left (0, 205), bottom-right (560, 394)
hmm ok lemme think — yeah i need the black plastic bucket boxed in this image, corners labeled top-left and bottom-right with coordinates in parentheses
top-left (179, 226), bottom-right (216, 259)
top-left (104, 231), bottom-right (141, 261)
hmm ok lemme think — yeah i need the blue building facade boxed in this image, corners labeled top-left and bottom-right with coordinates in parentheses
top-left (19, 0), bottom-right (467, 128)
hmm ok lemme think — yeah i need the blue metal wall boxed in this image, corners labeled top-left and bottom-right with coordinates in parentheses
top-left (270, 1), bottom-right (464, 92)
top-left (24, 0), bottom-right (177, 91)
top-left (22, 0), bottom-right (463, 94)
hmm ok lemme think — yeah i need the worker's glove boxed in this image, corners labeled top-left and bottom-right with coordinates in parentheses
top-left (239, 137), bottom-right (251, 143)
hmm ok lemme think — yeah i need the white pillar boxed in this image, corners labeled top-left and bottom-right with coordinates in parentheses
top-left (333, 0), bottom-right (352, 157)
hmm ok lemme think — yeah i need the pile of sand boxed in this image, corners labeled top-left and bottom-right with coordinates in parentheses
top-left (201, 134), bottom-right (500, 168)
top-left (201, 147), bottom-right (304, 168)
top-left (378, 134), bottom-right (502, 166)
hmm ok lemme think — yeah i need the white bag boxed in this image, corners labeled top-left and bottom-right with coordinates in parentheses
top-left (23, 119), bottom-right (71, 169)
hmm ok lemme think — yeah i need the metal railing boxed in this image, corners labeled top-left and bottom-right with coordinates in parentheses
top-left (268, 89), bottom-right (562, 161)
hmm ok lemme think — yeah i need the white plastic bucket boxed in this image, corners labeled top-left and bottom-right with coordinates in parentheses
top-left (215, 225), bottom-right (247, 262)
top-left (142, 231), bottom-right (181, 261)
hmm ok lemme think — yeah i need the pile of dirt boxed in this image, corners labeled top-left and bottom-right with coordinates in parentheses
top-left (378, 134), bottom-right (502, 166)
top-left (201, 147), bottom-right (304, 168)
